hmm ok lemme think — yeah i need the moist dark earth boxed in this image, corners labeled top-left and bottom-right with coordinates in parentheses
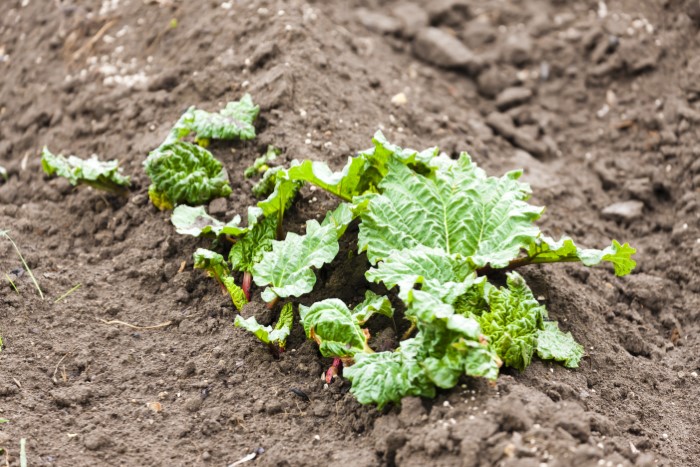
top-left (1, 0), bottom-right (699, 465)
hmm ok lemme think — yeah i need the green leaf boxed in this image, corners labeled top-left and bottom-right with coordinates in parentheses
top-left (252, 166), bottom-right (284, 198)
top-left (171, 205), bottom-right (247, 238)
top-left (358, 155), bottom-right (543, 267)
top-left (352, 290), bottom-right (394, 324)
top-left (344, 349), bottom-right (435, 410)
top-left (536, 321), bottom-right (584, 368)
top-left (144, 141), bottom-right (232, 210)
top-left (321, 202), bottom-right (356, 238)
top-left (245, 145), bottom-right (280, 178)
top-left (299, 299), bottom-right (371, 357)
top-left (470, 272), bottom-right (545, 372)
top-left (256, 170), bottom-right (302, 224)
top-left (41, 147), bottom-right (130, 195)
top-left (252, 220), bottom-right (339, 302)
top-left (172, 94), bottom-right (259, 142)
top-left (287, 156), bottom-right (369, 202)
top-left (229, 214), bottom-right (276, 273)
top-left (193, 248), bottom-right (230, 283)
top-left (359, 130), bottom-right (440, 179)
top-left (365, 246), bottom-right (475, 302)
top-left (234, 302), bottom-right (294, 349)
top-left (223, 277), bottom-right (248, 311)
top-left (527, 236), bottom-right (636, 276)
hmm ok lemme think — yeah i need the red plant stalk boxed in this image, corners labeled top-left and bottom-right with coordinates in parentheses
top-left (242, 271), bottom-right (252, 301)
top-left (325, 357), bottom-right (342, 384)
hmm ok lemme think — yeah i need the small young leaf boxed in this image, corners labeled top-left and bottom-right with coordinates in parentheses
top-left (299, 299), bottom-right (371, 357)
top-left (352, 290), bottom-right (394, 324)
top-left (193, 248), bottom-right (230, 283)
top-left (173, 94), bottom-right (260, 142)
top-left (252, 220), bottom-right (339, 302)
top-left (234, 302), bottom-right (294, 348)
top-left (287, 156), bottom-right (369, 201)
top-left (245, 145), bottom-right (280, 178)
top-left (536, 321), bottom-right (584, 368)
top-left (229, 215), bottom-right (276, 273)
top-left (171, 205), bottom-right (247, 238)
top-left (321, 202), bottom-right (356, 238)
top-left (527, 236), bottom-right (636, 276)
top-left (223, 277), bottom-right (248, 311)
top-left (144, 141), bottom-right (232, 210)
top-left (41, 147), bottom-right (130, 195)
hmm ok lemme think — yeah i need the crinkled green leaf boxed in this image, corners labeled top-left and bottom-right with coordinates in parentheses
top-left (344, 349), bottom-right (435, 410)
top-left (171, 205), bottom-right (247, 238)
top-left (366, 246), bottom-right (475, 302)
top-left (352, 290), bottom-right (394, 324)
top-left (245, 145), bottom-right (280, 178)
top-left (144, 141), bottom-right (231, 210)
top-left (299, 299), bottom-right (371, 357)
top-left (358, 155), bottom-right (543, 267)
top-left (359, 130), bottom-right (440, 181)
top-left (170, 94), bottom-right (259, 143)
top-left (223, 276), bottom-right (248, 311)
top-left (468, 272), bottom-right (545, 372)
top-left (528, 236), bottom-right (636, 277)
top-left (252, 220), bottom-right (339, 302)
top-left (536, 321), bottom-right (584, 368)
top-left (41, 147), bottom-right (130, 195)
top-left (234, 302), bottom-right (294, 349)
top-left (229, 215), bottom-right (276, 273)
top-left (252, 166), bottom-right (284, 198)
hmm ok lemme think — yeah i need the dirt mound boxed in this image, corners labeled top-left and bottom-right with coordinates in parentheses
top-left (1, 0), bottom-right (698, 465)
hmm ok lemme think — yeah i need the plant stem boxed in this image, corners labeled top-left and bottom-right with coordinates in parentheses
top-left (242, 272), bottom-right (252, 301)
top-left (475, 255), bottom-right (582, 276)
top-left (54, 283), bottom-right (81, 303)
top-left (1, 231), bottom-right (43, 299)
top-left (325, 357), bottom-right (342, 384)
top-left (266, 296), bottom-right (280, 310)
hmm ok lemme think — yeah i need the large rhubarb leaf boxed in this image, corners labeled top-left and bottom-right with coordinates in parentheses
top-left (41, 147), bottom-right (130, 195)
top-left (527, 236), bottom-right (636, 277)
top-left (536, 321), bottom-right (584, 368)
top-left (252, 220), bottom-right (339, 302)
top-left (299, 299), bottom-right (371, 357)
top-left (358, 155), bottom-right (543, 267)
top-left (171, 205), bottom-right (247, 237)
top-left (235, 302), bottom-right (294, 349)
top-left (144, 141), bottom-right (231, 210)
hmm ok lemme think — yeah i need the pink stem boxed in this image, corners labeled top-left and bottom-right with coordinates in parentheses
top-left (325, 357), bottom-right (342, 384)
top-left (242, 271), bottom-right (252, 302)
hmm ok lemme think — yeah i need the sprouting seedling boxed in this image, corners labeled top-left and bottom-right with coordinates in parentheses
top-left (1, 230), bottom-right (43, 299)
top-left (245, 145), bottom-right (280, 178)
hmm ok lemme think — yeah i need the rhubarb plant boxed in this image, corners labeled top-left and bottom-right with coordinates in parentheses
top-left (144, 95), bottom-right (259, 209)
top-left (41, 147), bottom-right (130, 195)
top-left (246, 132), bottom-right (635, 408)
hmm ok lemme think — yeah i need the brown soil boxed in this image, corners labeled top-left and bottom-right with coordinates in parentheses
top-left (1, 0), bottom-right (699, 466)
